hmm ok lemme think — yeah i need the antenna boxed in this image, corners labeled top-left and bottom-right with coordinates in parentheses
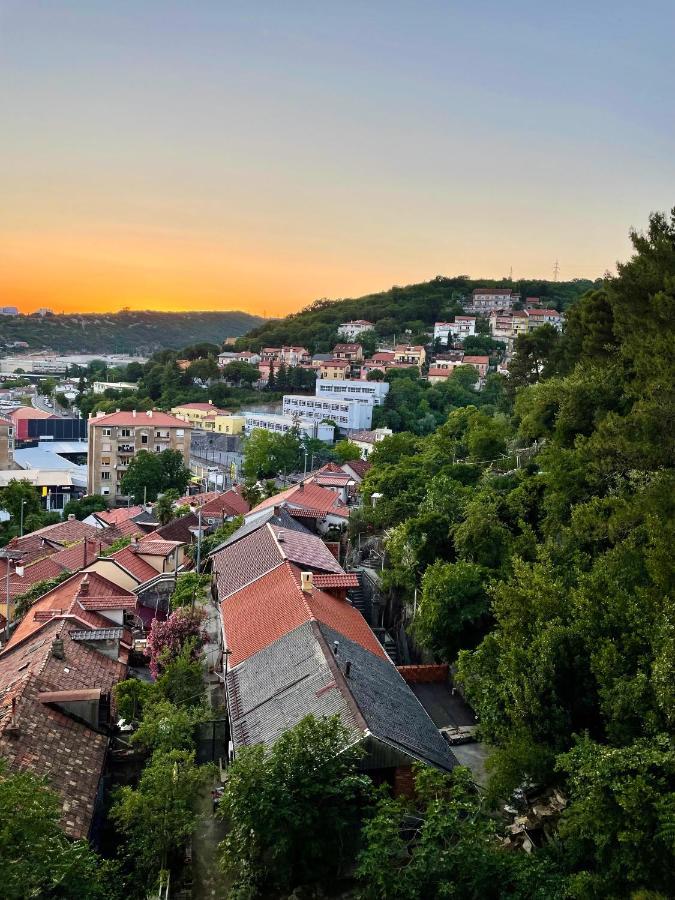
top-left (553, 259), bottom-right (560, 282)
top-left (509, 266), bottom-right (513, 281)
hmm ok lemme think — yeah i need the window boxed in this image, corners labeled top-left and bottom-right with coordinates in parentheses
top-left (141, 434), bottom-right (148, 444)
top-left (101, 456), bottom-right (111, 465)
top-left (101, 471), bottom-right (111, 481)
top-left (155, 445), bottom-right (162, 452)
top-left (120, 428), bottom-right (132, 438)
top-left (102, 487), bottom-right (110, 495)
top-left (102, 428), bottom-right (111, 436)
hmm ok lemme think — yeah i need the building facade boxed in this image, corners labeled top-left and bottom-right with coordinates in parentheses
top-left (465, 288), bottom-right (514, 313)
top-left (171, 401), bottom-right (229, 428)
top-left (315, 378), bottom-right (389, 406)
top-left (433, 317), bottom-right (476, 344)
top-left (0, 416), bottom-right (15, 469)
top-left (243, 411), bottom-right (334, 443)
top-left (282, 394), bottom-right (374, 431)
top-left (393, 345), bottom-right (426, 366)
top-left (337, 320), bottom-right (374, 340)
top-left (87, 410), bottom-right (192, 498)
top-left (317, 359), bottom-right (352, 380)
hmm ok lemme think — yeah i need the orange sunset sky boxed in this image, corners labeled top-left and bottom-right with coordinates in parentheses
top-left (1, 2), bottom-right (673, 317)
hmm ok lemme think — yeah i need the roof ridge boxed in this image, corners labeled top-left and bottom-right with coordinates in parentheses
top-left (266, 523), bottom-right (287, 563)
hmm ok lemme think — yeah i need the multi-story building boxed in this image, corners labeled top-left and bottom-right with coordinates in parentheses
top-left (525, 308), bottom-right (563, 330)
top-left (462, 355), bottom-right (490, 379)
top-left (337, 320), bottom-right (374, 340)
top-left (489, 309), bottom-right (529, 342)
top-left (433, 317), bottom-right (476, 344)
top-left (282, 394), bottom-right (374, 431)
top-left (465, 288), bottom-right (514, 313)
top-left (260, 346), bottom-right (311, 366)
top-left (317, 358), bottom-right (352, 380)
top-left (315, 378), bottom-right (389, 406)
top-left (87, 410), bottom-right (192, 498)
top-left (171, 401), bottom-right (229, 428)
top-left (0, 306), bottom-right (19, 315)
top-left (92, 381), bottom-right (139, 395)
top-left (0, 416), bottom-right (15, 469)
top-left (243, 411), bottom-right (334, 443)
top-left (331, 343), bottom-right (364, 362)
top-left (393, 345), bottom-right (426, 366)
top-left (217, 350), bottom-right (261, 367)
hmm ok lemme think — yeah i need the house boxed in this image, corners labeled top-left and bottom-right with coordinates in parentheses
top-left (433, 317), bottom-right (476, 344)
top-left (331, 343), bottom-right (364, 362)
top-left (349, 427), bottom-right (393, 459)
top-left (0, 572), bottom-right (133, 838)
top-left (92, 381), bottom-right (139, 395)
top-left (488, 309), bottom-right (529, 342)
top-left (193, 489), bottom-right (249, 526)
top-left (462, 356), bottom-right (490, 379)
top-left (318, 358), bottom-right (352, 380)
top-left (217, 350), bottom-right (261, 368)
top-left (171, 401), bottom-right (229, 428)
top-left (340, 459), bottom-right (372, 484)
top-left (525, 308), bottom-right (563, 330)
top-left (250, 481), bottom-right (350, 533)
top-left (393, 345), bottom-right (426, 367)
top-left (0, 415), bottom-right (15, 469)
top-left (260, 346), bottom-right (311, 367)
top-left (465, 288), bottom-right (514, 313)
top-left (337, 320), bottom-right (375, 340)
top-left (8, 406), bottom-right (55, 442)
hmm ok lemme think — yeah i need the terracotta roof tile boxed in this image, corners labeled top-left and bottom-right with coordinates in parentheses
top-left (252, 482), bottom-right (350, 517)
top-left (95, 505), bottom-right (144, 525)
top-left (109, 546), bottom-right (159, 583)
top-left (89, 410), bottom-right (190, 427)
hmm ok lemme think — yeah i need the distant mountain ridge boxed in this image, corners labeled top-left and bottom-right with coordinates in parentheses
top-left (0, 309), bottom-right (265, 354)
top-left (236, 275), bottom-right (598, 353)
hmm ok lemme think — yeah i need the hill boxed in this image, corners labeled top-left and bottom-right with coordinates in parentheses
top-left (236, 275), bottom-right (598, 353)
top-left (0, 309), bottom-right (264, 354)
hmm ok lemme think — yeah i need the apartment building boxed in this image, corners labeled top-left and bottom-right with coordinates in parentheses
top-left (0, 416), bottom-right (15, 469)
top-left (337, 320), bottom-right (374, 340)
top-left (282, 394), bottom-right (374, 431)
top-left (466, 288), bottom-right (515, 313)
top-left (87, 410), bottom-right (192, 498)
top-left (331, 343), bottom-right (364, 362)
top-left (243, 411), bottom-right (334, 443)
top-left (217, 350), bottom-right (261, 367)
top-left (433, 317), bottom-right (476, 344)
top-left (393, 345), bottom-right (426, 366)
top-left (260, 346), bottom-right (311, 366)
top-left (315, 378), bottom-right (389, 406)
top-left (489, 309), bottom-right (529, 342)
top-left (526, 308), bottom-right (563, 330)
top-left (317, 358), bottom-right (352, 380)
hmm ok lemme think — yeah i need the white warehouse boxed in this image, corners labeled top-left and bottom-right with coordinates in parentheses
top-left (315, 378), bottom-right (389, 406)
top-left (282, 394), bottom-right (374, 431)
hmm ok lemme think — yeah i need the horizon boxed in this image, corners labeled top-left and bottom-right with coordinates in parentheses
top-left (1, 1), bottom-right (673, 316)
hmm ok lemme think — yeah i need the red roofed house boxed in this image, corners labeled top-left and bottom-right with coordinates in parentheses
top-left (525, 308), bottom-right (563, 330)
top-left (331, 343), bottom-right (364, 362)
top-left (462, 356), bottom-right (490, 379)
top-left (87, 409), bottom-right (192, 500)
top-left (318, 358), bottom-right (352, 380)
top-left (197, 489), bottom-right (250, 525)
top-left (252, 481), bottom-right (350, 533)
top-left (0, 572), bottom-right (132, 839)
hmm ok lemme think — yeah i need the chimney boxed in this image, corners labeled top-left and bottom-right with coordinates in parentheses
top-left (146, 410), bottom-right (153, 417)
top-left (276, 530), bottom-right (285, 543)
top-left (51, 635), bottom-right (65, 659)
top-left (301, 571), bottom-right (313, 593)
top-left (15, 565), bottom-right (24, 578)
top-left (333, 640), bottom-right (339, 656)
top-left (67, 513), bottom-right (75, 521)
top-left (78, 574), bottom-right (89, 596)
top-left (132, 409), bottom-right (136, 418)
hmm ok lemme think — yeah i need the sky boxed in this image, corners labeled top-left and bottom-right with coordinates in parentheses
top-left (1, 1), bottom-right (673, 316)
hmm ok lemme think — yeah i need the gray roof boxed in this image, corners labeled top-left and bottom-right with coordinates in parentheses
top-left (319, 623), bottom-right (458, 772)
top-left (208, 506), bottom-right (310, 556)
top-left (227, 621), bottom-right (360, 749)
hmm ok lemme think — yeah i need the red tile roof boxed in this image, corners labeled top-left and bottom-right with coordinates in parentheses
top-left (199, 489), bottom-right (250, 518)
top-left (220, 562), bottom-right (386, 667)
top-left (526, 308), bottom-right (560, 316)
top-left (109, 546), bottom-right (159, 583)
top-left (95, 505), bottom-right (144, 525)
top-left (342, 459), bottom-right (371, 479)
top-left (134, 539), bottom-right (183, 556)
top-left (463, 356), bottom-right (490, 365)
top-left (253, 482), bottom-right (350, 517)
top-left (312, 573), bottom-right (360, 589)
top-left (89, 410), bottom-right (190, 427)
top-left (9, 407), bottom-right (54, 421)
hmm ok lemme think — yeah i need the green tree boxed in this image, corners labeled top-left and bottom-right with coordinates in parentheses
top-left (187, 356), bottom-right (220, 383)
top-left (242, 428), bottom-right (302, 479)
top-left (121, 449), bottom-right (191, 503)
top-left (221, 360), bottom-right (260, 386)
top-left (0, 762), bottom-right (122, 900)
top-left (155, 493), bottom-right (175, 525)
top-left (62, 494), bottom-right (109, 520)
top-left (333, 439), bottom-right (362, 463)
top-left (219, 715), bottom-right (373, 897)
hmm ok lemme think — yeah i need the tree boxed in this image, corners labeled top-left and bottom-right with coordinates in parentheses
top-left (62, 494), bottom-right (108, 520)
top-left (110, 749), bottom-right (208, 885)
top-left (332, 439), bottom-right (362, 464)
top-left (0, 762), bottom-right (122, 900)
top-left (356, 764), bottom-right (568, 900)
top-left (355, 331), bottom-right (378, 357)
top-left (242, 428), bottom-right (302, 479)
top-left (170, 572), bottom-right (211, 610)
top-left (0, 479), bottom-right (42, 525)
top-left (155, 493), bottom-right (175, 526)
top-left (366, 368), bottom-right (385, 381)
top-left (125, 361), bottom-right (144, 382)
top-left (221, 360), bottom-right (260, 386)
top-left (187, 356), bottom-right (219, 383)
top-left (121, 449), bottom-right (191, 503)
top-left (219, 715), bottom-right (373, 897)
top-left (146, 607), bottom-right (208, 678)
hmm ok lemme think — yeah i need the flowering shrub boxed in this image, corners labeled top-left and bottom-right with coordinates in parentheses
top-left (146, 607), bottom-right (208, 678)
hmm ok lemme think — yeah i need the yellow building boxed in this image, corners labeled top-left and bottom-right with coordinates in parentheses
top-left (170, 401), bottom-right (228, 428)
top-left (211, 414), bottom-right (245, 435)
top-left (393, 345), bottom-right (426, 366)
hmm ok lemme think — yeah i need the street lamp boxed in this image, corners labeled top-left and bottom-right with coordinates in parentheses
top-left (19, 498), bottom-right (26, 538)
top-left (0, 549), bottom-right (23, 643)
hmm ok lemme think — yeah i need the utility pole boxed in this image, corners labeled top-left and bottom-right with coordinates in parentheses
top-left (553, 259), bottom-right (560, 282)
top-left (19, 499), bottom-right (26, 538)
top-left (196, 507), bottom-right (202, 573)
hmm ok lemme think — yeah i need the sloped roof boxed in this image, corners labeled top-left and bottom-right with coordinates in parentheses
top-left (199, 489), bottom-right (250, 518)
top-left (89, 410), bottom-right (189, 428)
top-left (0, 618), bottom-right (127, 838)
top-left (109, 546), bottom-right (159, 583)
top-left (134, 539), bottom-right (182, 556)
top-left (341, 459), bottom-right (371, 479)
top-left (9, 407), bottom-right (54, 421)
top-left (252, 482), bottom-right (349, 517)
top-left (142, 512), bottom-right (199, 545)
top-left (319, 623), bottom-right (458, 772)
top-left (220, 561), bottom-right (385, 667)
top-left (207, 506), bottom-right (311, 556)
top-left (7, 519), bottom-right (101, 560)
top-left (95, 505), bottom-right (144, 525)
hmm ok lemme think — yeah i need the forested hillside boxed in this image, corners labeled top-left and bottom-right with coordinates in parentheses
top-left (356, 210), bottom-right (675, 897)
top-left (0, 310), bottom-right (263, 354)
top-left (237, 276), bottom-right (597, 353)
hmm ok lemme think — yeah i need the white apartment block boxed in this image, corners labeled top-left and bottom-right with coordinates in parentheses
top-left (244, 411), bottom-right (334, 443)
top-left (465, 289), bottom-right (515, 313)
top-left (283, 394), bottom-right (374, 431)
top-left (337, 320), bottom-right (375, 340)
top-left (315, 378), bottom-right (389, 406)
top-left (434, 317), bottom-right (476, 344)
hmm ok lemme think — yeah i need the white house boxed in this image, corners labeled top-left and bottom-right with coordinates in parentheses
top-left (282, 394), bottom-right (374, 431)
top-left (433, 317), bottom-right (477, 344)
top-left (337, 320), bottom-right (375, 340)
top-left (315, 378), bottom-right (389, 406)
top-left (525, 308), bottom-right (563, 330)
top-left (349, 427), bottom-right (393, 458)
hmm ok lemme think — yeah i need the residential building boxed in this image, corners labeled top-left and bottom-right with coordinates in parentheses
top-left (462, 355), bottom-right (490, 379)
top-left (331, 343), bottom-right (364, 362)
top-left (465, 288), bottom-right (514, 313)
top-left (217, 350), bottom-right (261, 367)
top-left (0, 416), bottom-right (15, 469)
top-left (315, 378), bottom-right (389, 406)
top-left (248, 481), bottom-right (351, 533)
top-left (393, 345), bottom-right (426, 367)
top-left (337, 320), bottom-right (375, 340)
top-left (283, 394), bottom-right (374, 431)
top-left (87, 409), bottom-right (191, 498)
top-left (171, 401), bottom-right (229, 428)
top-left (243, 411), bottom-right (335, 443)
top-left (317, 358), bottom-right (352, 380)
top-left (210, 414), bottom-right (246, 435)
top-left (0, 306), bottom-right (19, 315)
top-left (260, 346), bottom-right (311, 366)
top-left (488, 309), bottom-right (529, 342)
top-left (433, 317), bottom-right (476, 344)
top-left (92, 381), bottom-right (139, 395)
top-left (525, 308), bottom-right (563, 330)
top-left (349, 427), bottom-right (393, 458)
